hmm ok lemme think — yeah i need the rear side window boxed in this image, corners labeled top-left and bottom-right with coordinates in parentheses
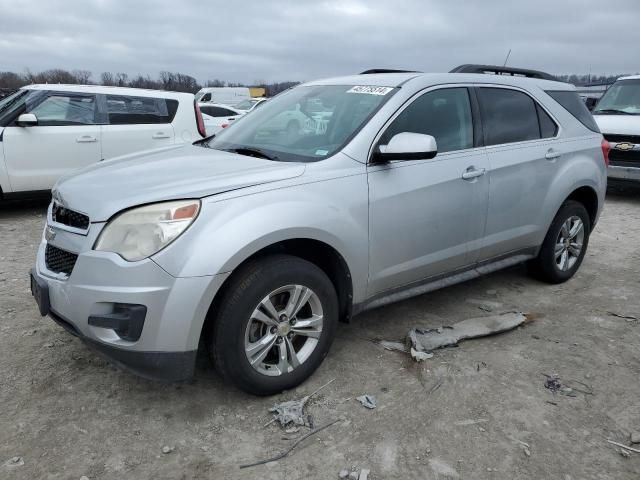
top-left (200, 106), bottom-right (236, 117)
top-left (545, 90), bottom-right (600, 133)
top-left (30, 94), bottom-right (97, 125)
top-left (380, 87), bottom-right (473, 153)
top-left (106, 95), bottom-right (178, 125)
top-left (477, 88), bottom-right (540, 145)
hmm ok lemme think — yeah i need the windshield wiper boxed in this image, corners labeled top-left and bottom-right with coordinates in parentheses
top-left (225, 147), bottom-right (278, 160)
top-left (593, 109), bottom-right (635, 115)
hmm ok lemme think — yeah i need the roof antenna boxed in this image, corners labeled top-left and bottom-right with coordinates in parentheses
top-left (503, 48), bottom-right (512, 67)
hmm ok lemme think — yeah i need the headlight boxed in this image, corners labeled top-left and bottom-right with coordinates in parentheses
top-left (94, 200), bottom-right (200, 261)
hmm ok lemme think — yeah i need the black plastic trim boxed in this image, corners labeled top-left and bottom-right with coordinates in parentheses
top-left (468, 87), bottom-right (484, 148)
top-left (88, 304), bottom-right (147, 341)
top-left (360, 69), bottom-right (421, 74)
top-left (49, 309), bottom-right (196, 382)
top-left (450, 64), bottom-right (556, 81)
top-left (371, 149), bottom-right (437, 163)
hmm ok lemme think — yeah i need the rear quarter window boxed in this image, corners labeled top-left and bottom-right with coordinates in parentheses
top-left (545, 90), bottom-right (600, 133)
top-left (106, 95), bottom-right (178, 125)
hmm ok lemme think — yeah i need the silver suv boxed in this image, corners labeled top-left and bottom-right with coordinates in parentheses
top-left (30, 65), bottom-right (608, 395)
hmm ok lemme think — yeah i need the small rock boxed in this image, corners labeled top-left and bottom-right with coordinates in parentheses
top-left (478, 427), bottom-right (486, 432)
top-left (3, 456), bottom-right (24, 468)
top-left (359, 469), bottom-right (370, 480)
top-left (285, 426), bottom-right (299, 434)
top-left (631, 432), bottom-right (640, 444)
top-left (523, 447), bottom-right (531, 457)
top-left (349, 471), bottom-right (359, 480)
top-left (44, 342), bottom-right (54, 348)
top-left (410, 348), bottom-right (433, 362)
top-left (80, 476), bottom-right (90, 480)
top-left (339, 469), bottom-right (350, 478)
top-left (356, 395), bottom-right (377, 409)
top-left (161, 446), bottom-right (174, 454)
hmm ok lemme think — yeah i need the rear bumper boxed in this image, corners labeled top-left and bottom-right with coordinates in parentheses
top-left (608, 165), bottom-right (640, 182)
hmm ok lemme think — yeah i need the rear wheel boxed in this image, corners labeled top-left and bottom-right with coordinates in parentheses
top-left (528, 200), bottom-right (591, 284)
top-left (210, 255), bottom-right (338, 395)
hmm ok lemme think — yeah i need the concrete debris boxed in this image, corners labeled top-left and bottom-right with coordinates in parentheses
top-left (161, 446), bottom-right (174, 454)
top-left (359, 468), bottom-right (370, 480)
top-left (3, 456), bottom-right (24, 468)
top-left (80, 476), bottom-right (90, 480)
top-left (356, 395), bottom-right (377, 409)
top-left (410, 347), bottom-right (433, 362)
top-left (523, 446), bottom-right (531, 457)
top-left (339, 468), bottom-right (350, 478)
top-left (631, 432), bottom-right (640, 444)
top-left (348, 472), bottom-right (359, 480)
top-left (285, 426), bottom-right (299, 434)
top-left (408, 312), bottom-right (527, 353)
top-left (268, 378), bottom-right (335, 428)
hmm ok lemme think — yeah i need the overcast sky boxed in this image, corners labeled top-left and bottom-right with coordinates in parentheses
top-left (1, 0), bottom-right (639, 84)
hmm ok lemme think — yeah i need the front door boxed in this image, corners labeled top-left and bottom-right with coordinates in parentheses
top-left (3, 92), bottom-right (101, 192)
top-left (367, 87), bottom-right (489, 296)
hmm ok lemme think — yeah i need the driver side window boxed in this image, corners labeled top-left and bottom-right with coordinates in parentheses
top-left (380, 88), bottom-right (473, 153)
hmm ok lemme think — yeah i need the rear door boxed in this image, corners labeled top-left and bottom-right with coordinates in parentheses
top-left (475, 86), bottom-right (560, 260)
top-left (100, 95), bottom-right (177, 159)
top-left (2, 91), bottom-right (101, 191)
top-left (367, 86), bottom-right (490, 296)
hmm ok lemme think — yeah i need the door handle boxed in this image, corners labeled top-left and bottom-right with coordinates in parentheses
top-left (76, 135), bottom-right (97, 143)
top-left (152, 132), bottom-right (170, 139)
top-left (461, 167), bottom-right (486, 181)
top-left (545, 150), bottom-right (561, 160)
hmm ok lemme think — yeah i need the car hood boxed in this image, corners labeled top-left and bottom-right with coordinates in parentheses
top-left (53, 144), bottom-right (306, 222)
top-left (594, 114), bottom-right (640, 136)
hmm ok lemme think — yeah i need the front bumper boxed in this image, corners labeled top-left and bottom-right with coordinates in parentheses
top-left (33, 238), bottom-right (229, 381)
top-left (608, 165), bottom-right (640, 182)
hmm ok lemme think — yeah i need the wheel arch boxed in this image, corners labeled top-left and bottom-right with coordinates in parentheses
top-left (564, 185), bottom-right (599, 228)
top-left (200, 237), bottom-right (355, 348)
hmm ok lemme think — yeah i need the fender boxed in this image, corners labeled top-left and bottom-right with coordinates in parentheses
top-left (152, 171), bottom-right (370, 304)
top-left (536, 137), bottom-right (606, 242)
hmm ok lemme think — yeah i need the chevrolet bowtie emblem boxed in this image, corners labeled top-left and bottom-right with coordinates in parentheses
top-left (614, 142), bottom-right (635, 151)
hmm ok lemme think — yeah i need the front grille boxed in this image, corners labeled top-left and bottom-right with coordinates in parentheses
top-left (52, 203), bottom-right (90, 230)
top-left (45, 244), bottom-right (78, 276)
top-left (609, 149), bottom-right (640, 168)
top-left (604, 134), bottom-right (640, 144)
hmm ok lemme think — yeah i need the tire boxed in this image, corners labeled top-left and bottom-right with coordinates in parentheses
top-left (210, 254), bottom-right (338, 396)
top-left (528, 200), bottom-right (591, 284)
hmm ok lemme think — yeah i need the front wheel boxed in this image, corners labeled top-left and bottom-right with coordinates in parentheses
top-left (528, 200), bottom-right (591, 284)
top-left (210, 255), bottom-right (338, 395)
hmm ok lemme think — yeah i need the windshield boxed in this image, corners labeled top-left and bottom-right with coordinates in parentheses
top-left (235, 99), bottom-right (259, 110)
top-left (206, 84), bottom-right (395, 162)
top-left (593, 79), bottom-right (640, 115)
top-left (0, 89), bottom-right (27, 114)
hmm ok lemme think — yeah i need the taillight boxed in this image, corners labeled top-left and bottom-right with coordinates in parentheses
top-left (194, 101), bottom-right (206, 137)
top-left (601, 138), bottom-right (610, 167)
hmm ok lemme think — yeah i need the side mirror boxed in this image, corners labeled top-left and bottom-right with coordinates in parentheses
top-left (372, 132), bottom-right (438, 163)
top-left (584, 97), bottom-right (598, 112)
top-left (16, 113), bottom-right (38, 127)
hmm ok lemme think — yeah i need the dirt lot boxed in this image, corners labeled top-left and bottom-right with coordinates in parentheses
top-left (1, 184), bottom-right (639, 480)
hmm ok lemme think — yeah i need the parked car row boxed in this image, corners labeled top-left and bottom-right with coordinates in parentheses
top-left (29, 65), bottom-right (607, 395)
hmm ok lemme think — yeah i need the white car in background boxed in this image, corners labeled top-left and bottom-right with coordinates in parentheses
top-left (198, 103), bottom-right (244, 135)
top-left (195, 87), bottom-right (251, 106)
top-left (0, 84), bottom-right (206, 196)
top-left (234, 97), bottom-right (268, 113)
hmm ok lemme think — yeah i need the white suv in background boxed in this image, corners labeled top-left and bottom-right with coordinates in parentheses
top-left (0, 85), bottom-right (206, 197)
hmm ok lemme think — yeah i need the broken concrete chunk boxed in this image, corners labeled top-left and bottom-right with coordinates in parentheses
top-left (339, 469), bottom-right (350, 478)
top-left (161, 446), bottom-right (174, 454)
top-left (408, 312), bottom-right (527, 352)
top-left (356, 395), bottom-right (377, 409)
top-left (3, 456), bottom-right (24, 468)
top-left (270, 399), bottom-right (307, 427)
top-left (631, 432), bottom-right (640, 444)
top-left (348, 472), bottom-right (359, 480)
top-left (359, 468), bottom-right (370, 480)
top-left (410, 348), bottom-right (433, 362)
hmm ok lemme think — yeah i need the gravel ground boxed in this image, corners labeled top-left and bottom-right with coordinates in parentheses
top-left (1, 184), bottom-right (639, 480)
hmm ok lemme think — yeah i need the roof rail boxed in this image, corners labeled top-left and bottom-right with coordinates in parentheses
top-left (360, 69), bottom-right (420, 74)
top-left (449, 64), bottom-right (556, 81)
